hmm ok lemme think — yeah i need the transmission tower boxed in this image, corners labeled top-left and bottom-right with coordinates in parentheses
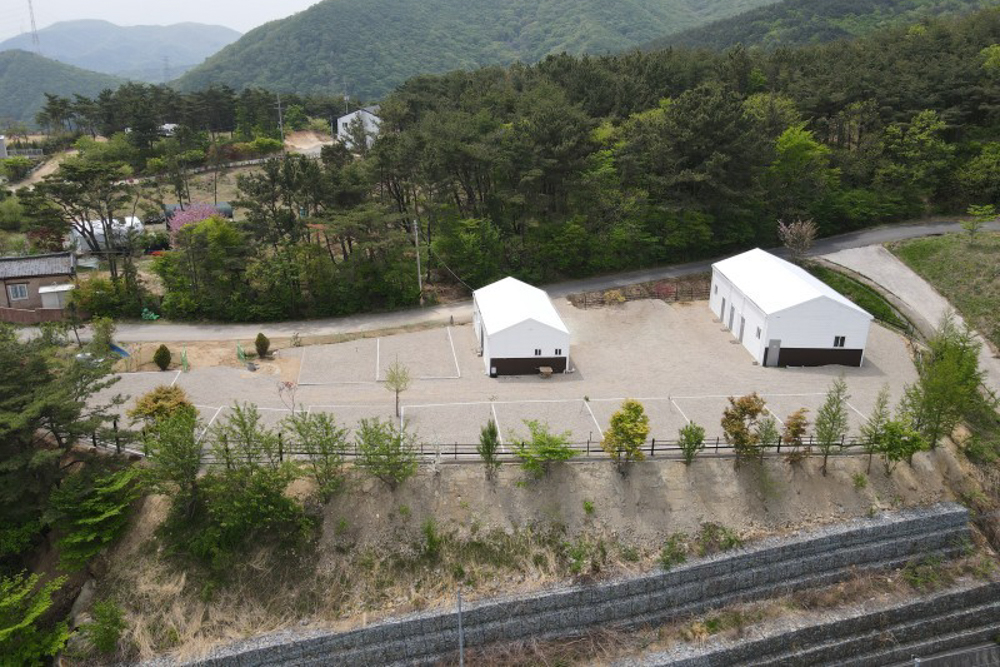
top-left (27, 0), bottom-right (41, 53)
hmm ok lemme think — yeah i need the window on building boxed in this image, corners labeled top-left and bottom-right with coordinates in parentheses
top-left (555, 348), bottom-right (562, 356)
top-left (834, 336), bottom-right (846, 348)
top-left (7, 284), bottom-right (28, 301)
top-left (756, 327), bottom-right (761, 339)
top-left (534, 349), bottom-right (542, 356)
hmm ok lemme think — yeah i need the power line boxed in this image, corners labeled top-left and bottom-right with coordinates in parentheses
top-left (26, 0), bottom-right (40, 53)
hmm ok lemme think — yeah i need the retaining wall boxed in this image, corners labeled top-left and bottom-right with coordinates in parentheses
top-left (630, 580), bottom-right (1000, 666)
top-left (170, 503), bottom-right (970, 667)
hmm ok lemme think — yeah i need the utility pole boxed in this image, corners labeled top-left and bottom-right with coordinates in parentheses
top-left (27, 0), bottom-right (41, 53)
top-left (413, 219), bottom-right (424, 305)
top-left (276, 93), bottom-right (285, 141)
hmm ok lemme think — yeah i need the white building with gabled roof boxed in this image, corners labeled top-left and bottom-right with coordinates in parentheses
top-left (709, 248), bottom-right (873, 367)
top-left (473, 277), bottom-right (570, 376)
top-left (337, 105), bottom-right (381, 149)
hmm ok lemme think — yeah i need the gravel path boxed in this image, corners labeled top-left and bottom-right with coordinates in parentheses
top-left (823, 244), bottom-right (1000, 395)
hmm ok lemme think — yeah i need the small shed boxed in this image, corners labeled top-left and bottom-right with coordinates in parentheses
top-left (69, 217), bottom-right (144, 254)
top-left (39, 284), bottom-right (75, 309)
top-left (473, 277), bottom-right (570, 376)
top-left (0, 252), bottom-right (76, 310)
top-left (709, 248), bottom-right (872, 367)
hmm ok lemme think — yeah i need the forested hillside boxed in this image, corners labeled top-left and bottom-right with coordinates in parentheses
top-left (175, 0), bottom-right (777, 98)
top-left (648, 0), bottom-right (990, 50)
top-left (22, 7), bottom-right (1000, 323)
top-left (0, 50), bottom-right (121, 124)
top-left (0, 20), bottom-right (241, 83)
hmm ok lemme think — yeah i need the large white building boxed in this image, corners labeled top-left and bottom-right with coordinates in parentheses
top-left (337, 106), bottom-right (381, 149)
top-left (709, 248), bottom-right (873, 367)
top-left (473, 277), bottom-right (571, 376)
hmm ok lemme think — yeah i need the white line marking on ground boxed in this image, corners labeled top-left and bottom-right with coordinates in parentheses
top-left (296, 348), bottom-right (305, 385)
top-left (847, 400), bottom-right (868, 421)
top-left (198, 406), bottom-right (224, 443)
top-left (583, 400), bottom-right (603, 437)
top-left (298, 381), bottom-right (374, 386)
top-left (765, 406), bottom-right (785, 425)
top-left (375, 338), bottom-right (381, 382)
top-left (671, 398), bottom-right (691, 424)
top-left (170, 370), bottom-right (182, 386)
top-left (446, 326), bottom-right (461, 378)
top-left (671, 392), bottom-right (827, 400)
top-left (491, 402), bottom-right (505, 449)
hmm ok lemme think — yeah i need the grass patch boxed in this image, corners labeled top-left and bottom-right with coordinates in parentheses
top-left (806, 263), bottom-right (909, 330)
top-left (891, 232), bottom-right (1000, 347)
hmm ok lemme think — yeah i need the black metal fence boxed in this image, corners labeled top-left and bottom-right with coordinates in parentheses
top-left (92, 419), bottom-right (877, 466)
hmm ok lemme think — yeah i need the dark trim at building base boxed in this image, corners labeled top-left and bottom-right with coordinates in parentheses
top-left (490, 357), bottom-right (567, 376)
top-left (765, 347), bottom-right (864, 368)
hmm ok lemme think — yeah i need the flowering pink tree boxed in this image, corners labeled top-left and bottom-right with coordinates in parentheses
top-left (168, 203), bottom-right (218, 240)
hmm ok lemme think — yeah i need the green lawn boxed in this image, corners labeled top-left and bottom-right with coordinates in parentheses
top-left (891, 231), bottom-right (1000, 349)
top-left (806, 263), bottom-right (910, 331)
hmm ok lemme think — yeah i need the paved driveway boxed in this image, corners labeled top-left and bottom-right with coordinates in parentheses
top-left (823, 245), bottom-right (1000, 395)
top-left (63, 219), bottom-right (1000, 343)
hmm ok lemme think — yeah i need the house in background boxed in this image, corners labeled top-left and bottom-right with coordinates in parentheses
top-left (337, 106), bottom-right (381, 149)
top-left (709, 248), bottom-right (873, 367)
top-left (0, 252), bottom-right (76, 316)
top-left (473, 277), bottom-right (571, 377)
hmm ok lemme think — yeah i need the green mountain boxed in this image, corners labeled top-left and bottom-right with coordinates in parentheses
top-left (646, 0), bottom-right (992, 50)
top-left (0, 20), bottom-right (241, 84)
top-left (176, 0), bottom-right (780, 98)
top-left (0, 50), bottom-right (122, 124)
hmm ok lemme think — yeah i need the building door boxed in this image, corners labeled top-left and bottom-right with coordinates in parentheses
top-left (720, 297), bottom-right (726, 321)
top-left (728, 305), bottom-right (735, 330)
top-left (738, 316), bottom-right (745, 343)
top-left (765, 339), bottom-right (781, 367)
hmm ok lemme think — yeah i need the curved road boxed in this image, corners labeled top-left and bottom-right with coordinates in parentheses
top-left (98, 219), bottom-right (997, 343)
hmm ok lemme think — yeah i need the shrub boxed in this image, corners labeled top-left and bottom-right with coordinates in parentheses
top-left (660, 533), bottom-right (688, 570)
top-left (602, 399), bottom-right (650, 473)
top-left (254, 332), bottom-right (270, 359)
top-left (583, 499), bottom-right (595, 516)
top-left (695, 523), bottom-right (742, 556)
top-left (782, 408), bottom-right (809, 449)
top-left (513, 420), bottom-right (576, 478)
top-left (128, 385), bottom-right (196, 425)
top-left (721, 393), bottom-right (768, 467)
top-left (815, 377), bottom-right (850, 475)
top-left (678, 422), bottom-right (705, 465)
top-left (71, 278), bottom-right (122, 318)
top-left (153, 344), bottom-right (171, 371)
top-left (48, 466), bottom-right (142, 570)
top-left (88, 316), bottom-right (116, 356)
top-left (82, 600), bottom-right (126, 654)
top-left (356, 418), bottom-right (419, 490)
top-left (1, 156), bottom-right (33, 182)
top-left (280, 411), bottom-right (349, 501)
top-left (477, 419), bottom-right (502, 481)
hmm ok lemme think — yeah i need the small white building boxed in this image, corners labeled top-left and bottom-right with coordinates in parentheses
top-left (473, 277), bottom-right (571, 376)
top-left (337, 106), bottom-right (381, 149)
top-left (709, 248), bottom-right (872, 367)
top-left (69, 217), bottom-right (144, 254)
top-left (0, 135), bottom-right (7, 159)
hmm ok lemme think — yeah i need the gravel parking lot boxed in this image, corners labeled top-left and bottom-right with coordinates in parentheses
top-left (98, 299), bottom-right (918, 444)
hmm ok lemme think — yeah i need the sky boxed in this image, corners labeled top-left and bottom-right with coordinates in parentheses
top-left (0, 0), bottom-right (319, 41)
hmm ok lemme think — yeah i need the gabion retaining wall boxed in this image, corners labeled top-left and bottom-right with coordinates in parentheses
top-left (172, 503), bottom-right (970, 667)
top-left (629, 580), bottom-right (1000, 666)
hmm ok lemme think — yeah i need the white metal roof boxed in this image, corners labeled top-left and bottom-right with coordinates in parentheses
top-left (713, 248), bottom-right (872, 318)
top-left (39, 284), bottom-right (75, 294)
top-left (474, 277), bottom-right (570, 336)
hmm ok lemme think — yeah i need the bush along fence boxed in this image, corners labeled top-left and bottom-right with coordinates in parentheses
top-left (92, 420), bottom-right (893, 467)
top-left (166, 503), bottom-right (970, 666)
top-left (567, 276), bottom-right (711, 310)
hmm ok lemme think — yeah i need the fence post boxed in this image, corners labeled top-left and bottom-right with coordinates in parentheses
top-left (715, 436), bottom-right (719, 454)
top-left (278, 432), bottom-right (284, 463)
top-left (455, 442), bottom-right (458, 460)
top-left (114, 417), bottom-right (121, 454)
top-left (92, 431), bottom-right (98, 449)
top-left (776, 436), bottom-right (781, 454)
top-left (841, 434), bottom-right (846, 451)
top-left (651, 438), bottom-right (656, 457)
top-left (587, 433), bottom-right (591, 456)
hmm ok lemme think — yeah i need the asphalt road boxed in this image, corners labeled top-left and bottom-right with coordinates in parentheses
top-left (74, 218), bottom-right (999, 343)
